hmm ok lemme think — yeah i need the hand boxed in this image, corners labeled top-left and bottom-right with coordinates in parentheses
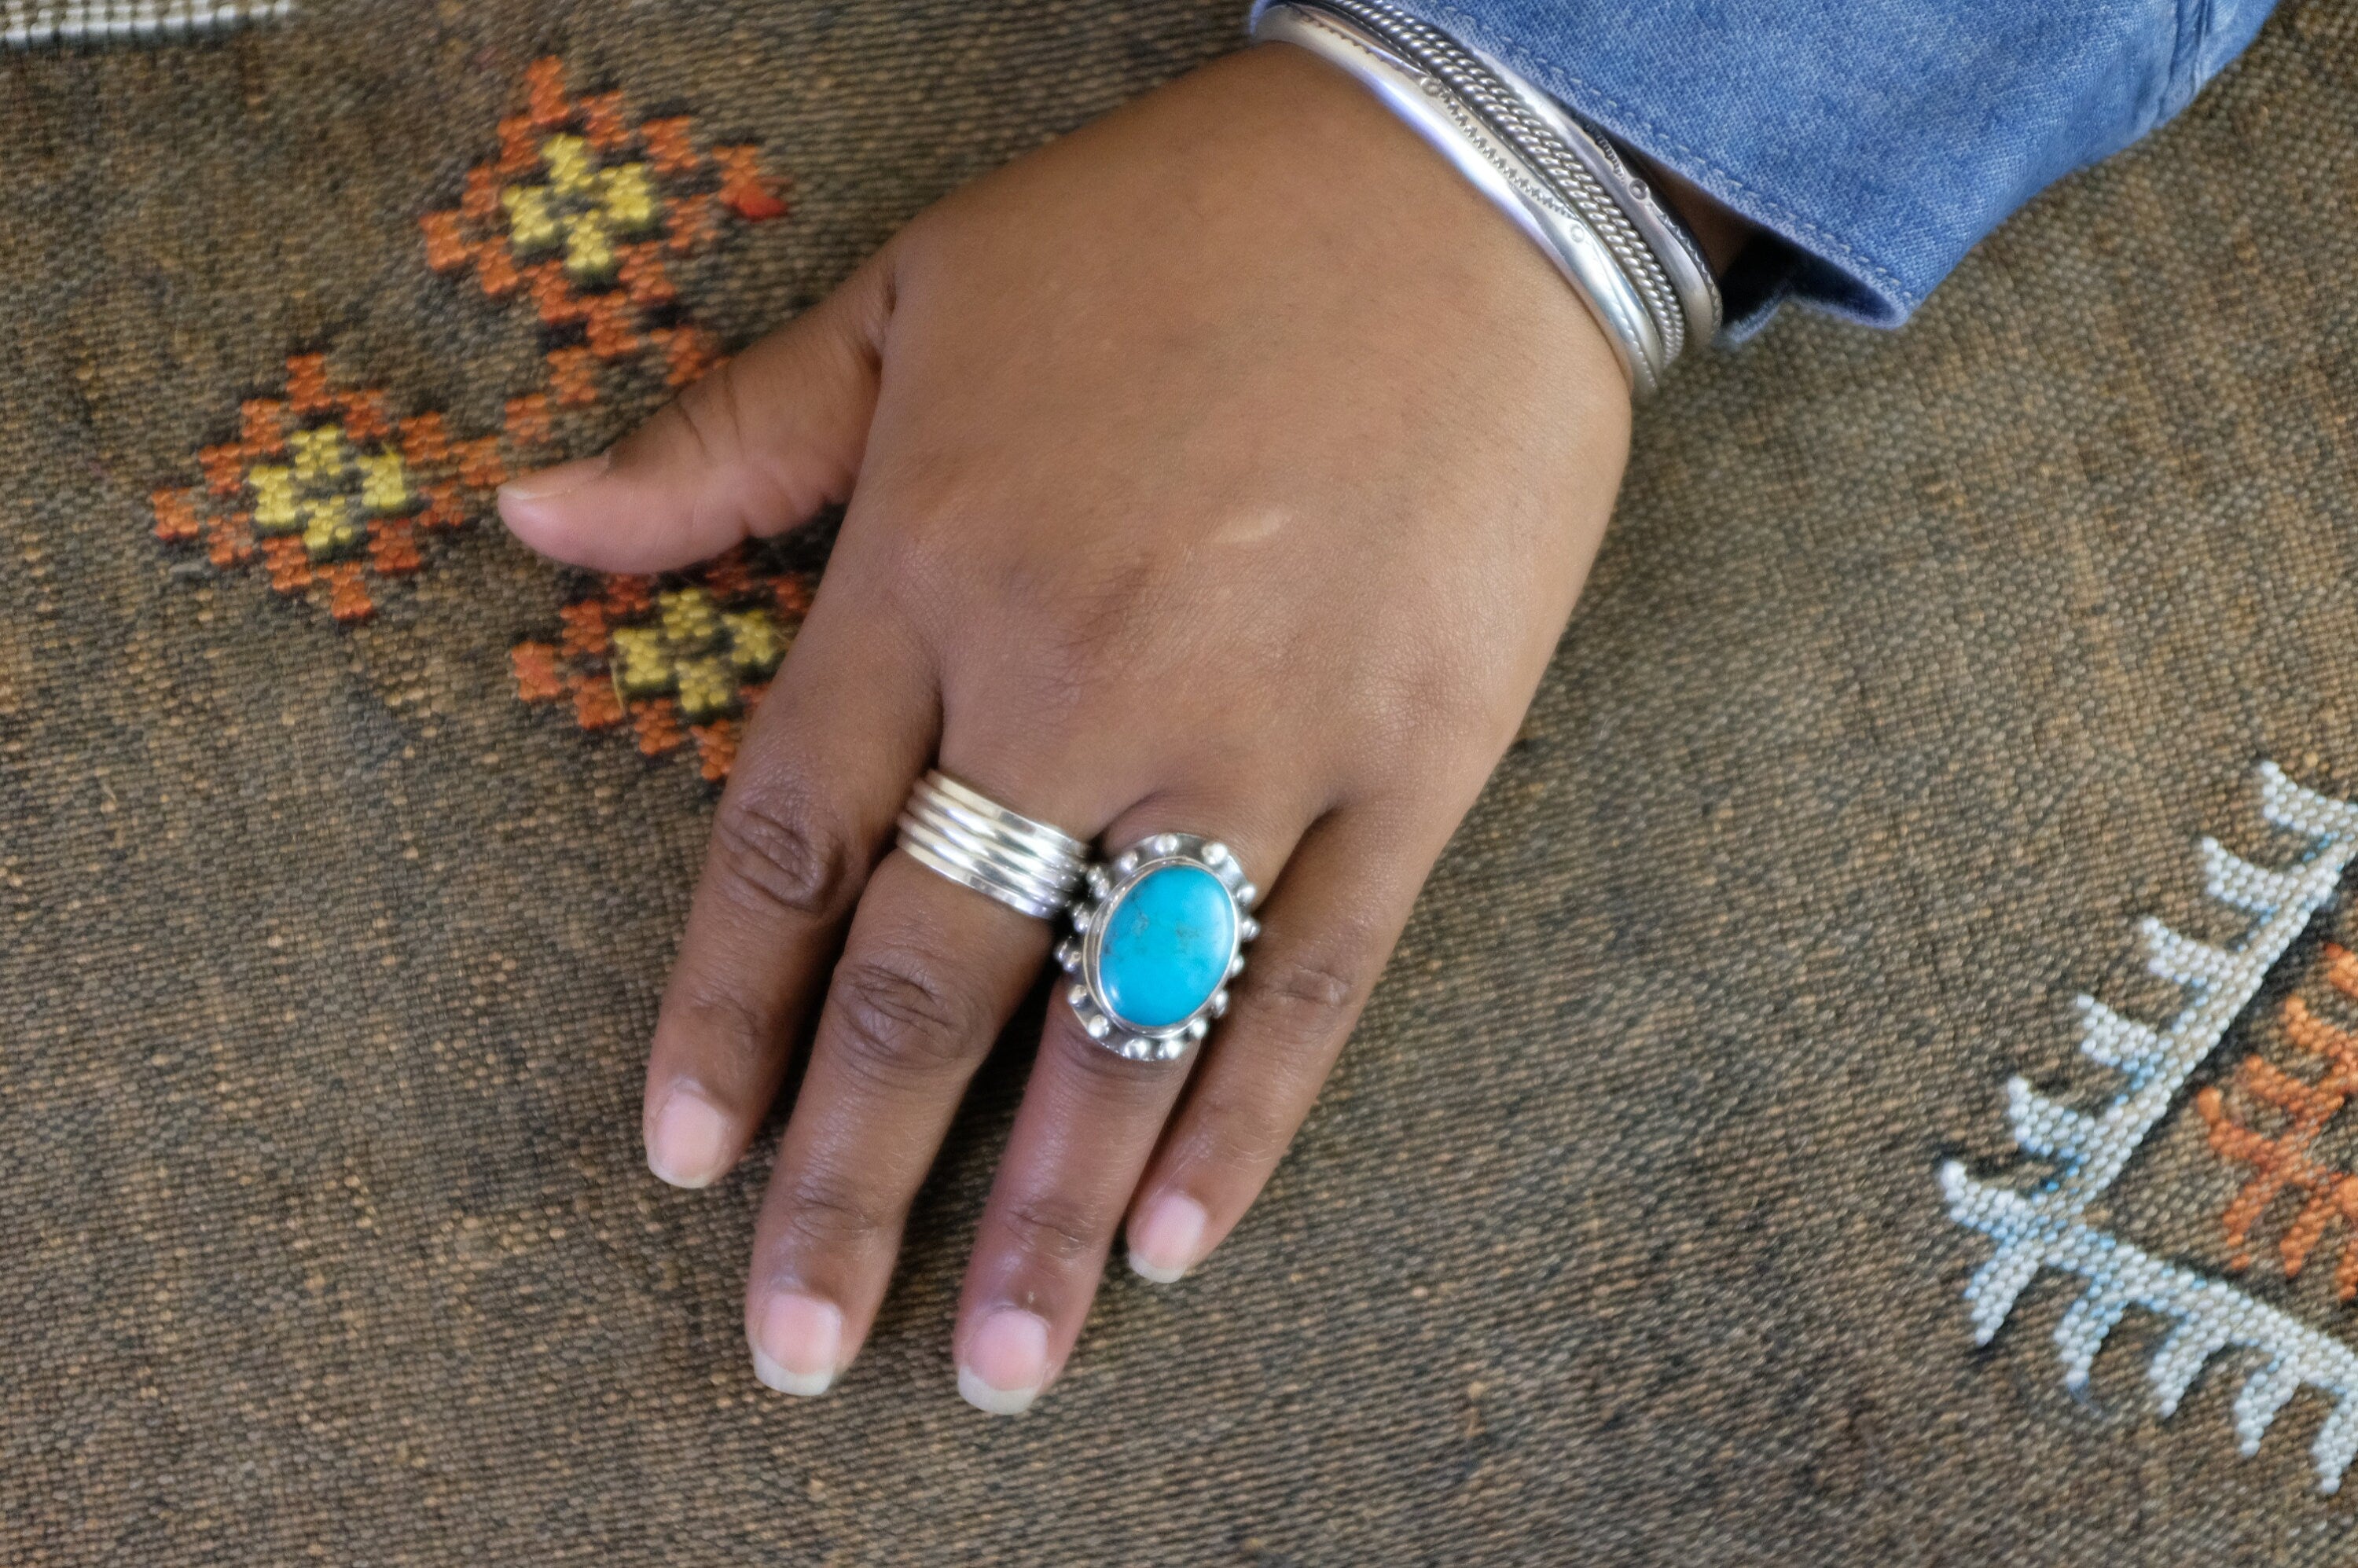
top-left (498, 42), bottom-right (1631, 1413)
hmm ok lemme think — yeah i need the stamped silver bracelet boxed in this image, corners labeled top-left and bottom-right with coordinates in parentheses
top-left (1286, 0), bottom-right (1688, 364)
top-left (1484, 61), bottom-right (1723, 346)
top-left (1254, 2), bottom-right (1666, 394)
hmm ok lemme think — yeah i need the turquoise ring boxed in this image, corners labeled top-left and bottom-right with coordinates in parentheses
top-left (1054, 833), bottom-right (1261, 1062)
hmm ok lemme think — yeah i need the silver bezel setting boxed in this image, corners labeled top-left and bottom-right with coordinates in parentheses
top-left (1055, 832), bottom-right (1260, 1063)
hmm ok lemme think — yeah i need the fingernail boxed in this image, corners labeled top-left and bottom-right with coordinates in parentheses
top-left (751, 1291), bottom-right (844, 1397)
top-left (1126, 1193), bottom-right (1208, 1285)
top-left (957, 1308), bottom-right (1051, 1416)
top-left (646, 1085), bottom-right (735, 1189)
top-left (498, 451), bottom-right (610, 503)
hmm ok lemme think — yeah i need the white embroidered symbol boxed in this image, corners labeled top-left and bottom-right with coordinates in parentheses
top-left (1943, 762), bottom-right (2358, 1492)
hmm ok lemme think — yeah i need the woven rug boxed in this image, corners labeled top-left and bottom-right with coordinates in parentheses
top-left (4, 1), bottom-right (2356, 1560)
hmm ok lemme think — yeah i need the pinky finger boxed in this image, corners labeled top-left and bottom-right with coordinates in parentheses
top-left (1122, 803), bottom-right (1440, 1284)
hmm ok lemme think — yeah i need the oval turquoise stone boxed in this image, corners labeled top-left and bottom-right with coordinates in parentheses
top-left (1096, 863), bottom-right (1236, 1030)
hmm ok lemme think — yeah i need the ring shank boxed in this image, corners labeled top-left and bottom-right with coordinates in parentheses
top-left (894, 771), bottom-right (1089, 920)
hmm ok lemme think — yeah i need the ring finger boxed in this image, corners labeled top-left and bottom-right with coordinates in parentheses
top-left (953, 795), bottom-right (1303, 1414)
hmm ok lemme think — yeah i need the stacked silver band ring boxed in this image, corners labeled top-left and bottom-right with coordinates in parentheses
top-left (896, 771), bottom-right (1089, 920)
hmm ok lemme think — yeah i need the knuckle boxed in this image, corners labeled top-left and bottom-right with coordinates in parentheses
top-left (670, 354), bottom-right (751, 467)
top-left (773, 1170), bottom-right (891, 1254)
top-left (996, 1193), bottom-right (1102, 1269)
top-left (934, 546), bottom-right (1157, 722)
top-left (1047, 1009), bottom-right (1186, 1096)
top-left (826, 951), bottom-right (984, 1082)
top-left (1251, 948), bottom-right (1366, 1046)
top-left (878, 534), bottom-right (972, 642)
top-left (1009, 559), bottom-right (1174, 719)
top-left (709, 785), bottom-right (858, 921)
top-left (1185, 1092), bottom-right (1295, 1173)
top-left (659, 987), bottom-right (779, 1081)
top-left (1364, 637), bottom-right (1502, 755)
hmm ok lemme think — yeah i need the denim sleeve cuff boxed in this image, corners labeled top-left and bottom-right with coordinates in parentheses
top-left (1346, 0), bottom-right (2279, 329)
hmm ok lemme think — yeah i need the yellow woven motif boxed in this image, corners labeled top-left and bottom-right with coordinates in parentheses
top-left (721, 609), bottom-right (782, 672)
top-left (510, 554), bottom-right (817, 783)
top-left (150, 57), bottom-right (806, 768)
top-left (249, 465), bottom-right (297, 534)
top-left (608, 587), bottom-right (788, 718)
top-left (358, 451), bottom-right (410, 515)
top-left (673, 657), bottom-right (739, 720)
top-left (502, 185), bottom-right (561, 253)
top-left (496, 129), bottom-right (664, 285)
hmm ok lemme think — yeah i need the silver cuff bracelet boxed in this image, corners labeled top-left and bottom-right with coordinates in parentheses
top-left (1251, 0), bottom-right (1721, 395)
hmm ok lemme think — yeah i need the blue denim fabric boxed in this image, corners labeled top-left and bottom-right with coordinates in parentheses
top-left (1273, 1), bottom-right (2279, 328)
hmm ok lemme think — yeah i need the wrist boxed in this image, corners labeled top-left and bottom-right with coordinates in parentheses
top-left (1210, 43), bottom-right (1633, 417)
top-left (1249, 1), bottom-right (1706, 392)
top-left (1625, 156), bottom-right (1754, 279)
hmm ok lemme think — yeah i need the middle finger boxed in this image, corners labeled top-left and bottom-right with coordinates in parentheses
top-left (953, 798), bottom-right (1301, 1415)
top-left (742, 764), bottom-right (1113, 1397)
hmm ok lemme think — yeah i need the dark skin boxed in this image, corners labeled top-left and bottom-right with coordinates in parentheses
top-left (500, 42), bottom-right (1740, 1412)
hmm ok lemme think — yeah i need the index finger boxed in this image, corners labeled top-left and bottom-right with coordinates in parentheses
top-left (641, 589), bottom-right (936, 1188)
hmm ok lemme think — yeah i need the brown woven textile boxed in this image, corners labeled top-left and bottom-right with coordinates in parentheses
top-left (4, 1), bottom-right (2357, 1560)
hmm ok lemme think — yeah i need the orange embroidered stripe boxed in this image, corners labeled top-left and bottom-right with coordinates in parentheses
top-left (527, 263), bottom-right (585, 328)
top-left (422, 210), bottom-right (469, 273)
top-left (198, 443), bottom-right (245, 497)
top-left (664, 193), bottom-right (721, 255)
top-left (399, 412), bottom-right (450, 468)
top-left (455, 437), bottom-right (505, 491)
top-left (631, 697), bottom-right (684, 756)
top-left (261, 534), bottom-right (311, 593)
top-left (240, 398), bottom-right (287, 458)
top-left (714, 145), bottom-right (788, 222)
top-left (205, 513), bottom-right (254, 570)
top-left (418, 482), bottom-right (466, 531)
top-left (504, 393), bottom-right (552, 451)
top-left (367, 517), bottom-right (422, 575)
top-left (321, 561), bottom-right (373, 622)
top-left (586, 296), bottom-right (639, 360)
top-left (689, 721), bottom-right (738, 783)
top-left (340, 388), bottom-right (392, 444)
top-left (286, 354), bottom-right (332, 417)
top-left (547, 347), bottom-right (599, 409)
top-left (580, 91), bottom-right (629, 152)
top-left (700, 553), bottom-right (753, 600)
top-left (474, 234), bottom-right (521, 297)
top-left (571, 673), bottom-right (624, 731)
top-left (496, 115), bottom-right (538, 178)
top-left (462, 163), bottom-right (503, 222)
top-left (151, 489), bottom-right (202, 543)
top-left (641, 117), bottom-right (697, 176)
top-left (649, 326), bottom-right (722, 387)
top-left (604, 576), bottom-right (655, 618)
top-left (558, 599), bottom-right (609, 658)
top-left (2198, 963), bottom-right (2358, 1300)
top-left (2329, 942), bottom-right (2358, 1001)
top-left (619, 243), bottom-right (675, 309)
top-left (511, 642), bottom-right (563, 703)
top-left (524, 57), bottom-right (570, 130)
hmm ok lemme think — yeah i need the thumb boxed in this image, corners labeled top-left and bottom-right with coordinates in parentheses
top-left (497, 252), bottom-right (893, 573)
